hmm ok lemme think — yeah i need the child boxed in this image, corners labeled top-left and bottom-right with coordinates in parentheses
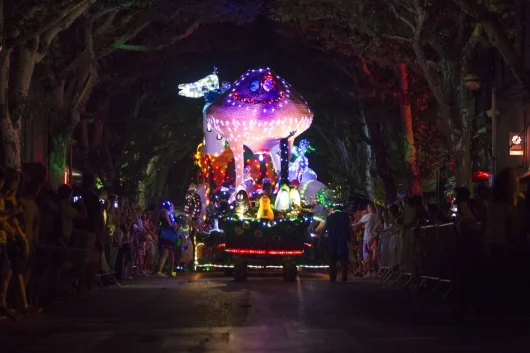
top-left (178, 218), bottom-right (193, 270)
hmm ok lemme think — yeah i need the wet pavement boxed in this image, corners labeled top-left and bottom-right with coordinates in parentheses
top-left (1, 271), bottom-right (528, 353)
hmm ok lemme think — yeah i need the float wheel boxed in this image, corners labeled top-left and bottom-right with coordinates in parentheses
top-left (283, 256), bottom-right (298, 282)
top-left (233, 256), bottom-right (247, 281)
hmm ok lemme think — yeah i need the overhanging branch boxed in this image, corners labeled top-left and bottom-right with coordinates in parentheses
top-left (113, 21), bottom-right (201, 52)
top-left (7, 0), bottom-right (96, 49)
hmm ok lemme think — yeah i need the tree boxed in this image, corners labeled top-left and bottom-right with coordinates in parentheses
top-left (0, 0), bottom-right (96, 169)
top-left (454, 0), bottom-right (530, 90)
top-left (271, 0), bottom-right (424, 195)
top-left (271, 0), bottom-right (483, 188)
top-left (35, 0), bottom-right (262, 186)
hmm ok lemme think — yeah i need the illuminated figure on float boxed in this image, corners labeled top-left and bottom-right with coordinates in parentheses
top-left (178, 68), bottom-right (231, 157)
top-left (179, 69), bottom-right (230, 225)
top-left (179, 67), bottom-right (329, 207)
top-left (205, 68), bottom-right (314, 195)
top-left (289, 139), bottom-right (315, 182)
top-left (241, 166), bottom-right (255, 196)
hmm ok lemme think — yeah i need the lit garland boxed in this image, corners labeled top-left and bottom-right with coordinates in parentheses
top-left (185, 188), bottom-right (202, 220)
top-left (195, 264), bottom-right (329, 269)
top-left (226, 249), bottom-right (303, 255)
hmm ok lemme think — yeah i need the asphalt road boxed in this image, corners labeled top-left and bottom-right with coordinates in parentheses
top-left (1, 271), bottom-right (528, 353)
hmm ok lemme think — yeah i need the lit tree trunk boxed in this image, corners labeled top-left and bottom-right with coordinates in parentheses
top-left (369, 121), bottom-right (396, 202)
top-left (49, 135), bottom-right (70, 187)
top-left (48, 61), bottom-right (94, 189)
top-left (1, 45), bottom-right (39, 169)
top-left (0, 51), bottom-right (20, 169)
top-left (360, 110), bottom-right (375, 200)
top-left (397, 63), bottom-right (422, 195)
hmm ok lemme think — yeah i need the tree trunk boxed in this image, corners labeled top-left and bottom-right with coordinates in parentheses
top-left (369, 121), bottom-right (396, 202)
top-left (360, 111), bottom-right (376, 200)
top-left (0, 117), bottom-right (21, 169)
top-left (397, 63), bottom-right (422, 195)
top-left (455, 0), bottom-right (530, 91)
top-left (0, 51), bottom-right (21, 169)
top-left (1, 45), bottom-right (40, 169)
top-left (453, 88), bottom-right (473, 188)
top-left (80, 118), bottom-right (89, 161)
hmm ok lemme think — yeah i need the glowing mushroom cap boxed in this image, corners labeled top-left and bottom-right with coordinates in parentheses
top-left (205, 68), bottom-right (313, 153)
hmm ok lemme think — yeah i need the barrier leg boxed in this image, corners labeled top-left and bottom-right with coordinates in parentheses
top-left (382, 270), bottom-right (395, 283)
top-left (374, 267), bottom-right (388, 280)
top-left (402, 274), bottom-right (415, 290)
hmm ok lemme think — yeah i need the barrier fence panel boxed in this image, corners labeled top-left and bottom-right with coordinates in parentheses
top-left (416, 223), bottom-right (458, 281)
top-left (376, 222), bottom-right (459, 296)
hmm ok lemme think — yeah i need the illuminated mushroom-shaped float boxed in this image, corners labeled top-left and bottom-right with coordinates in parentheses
top-left (205, 68), bottom-right (314, 190)
top-left (185, 68), bottom-right (334, 279)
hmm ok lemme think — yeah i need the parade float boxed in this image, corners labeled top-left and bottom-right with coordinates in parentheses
top-left (178, 68), bottom-right (332, 281)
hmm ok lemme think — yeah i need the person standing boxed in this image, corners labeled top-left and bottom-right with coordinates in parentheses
top-left (155, 201), bottom-right (178, 277)
top-left (325, 205), bottom-right (351, 282)
top-left (72, 173), bottom-right (103, 296)
top-left (351, 202), bottom-right (378, 278)
top-left (453, 187), bottom-right (485, 318)
top-left (18, 181), bottom-right (40, 290)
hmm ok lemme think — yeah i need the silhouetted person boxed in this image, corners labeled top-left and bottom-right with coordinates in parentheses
top-left (73, 173), bottom-right (103, 296)
top-left (325, 205), bottom-right (351, 282)
top-left (485, 168), bottom-right (524, 312)
top-left (454, 187), bottom-right (486, 318)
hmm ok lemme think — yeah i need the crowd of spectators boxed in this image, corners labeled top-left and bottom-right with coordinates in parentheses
top-left (0, 164), bottom-right (184, 321)
top-left (345, 168), bottom-right (530, 317)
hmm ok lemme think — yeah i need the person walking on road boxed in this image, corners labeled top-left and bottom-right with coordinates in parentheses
top-left (325, 204), bottom-right (351, 282)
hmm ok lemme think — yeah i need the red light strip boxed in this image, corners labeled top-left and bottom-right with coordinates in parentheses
top-left (217, 243), bottom-right (226, 248)
top-left (225, 248), bottom-right (303, 255)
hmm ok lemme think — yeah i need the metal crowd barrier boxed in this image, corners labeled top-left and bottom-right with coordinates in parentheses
top-left (374, 222), bottom-right (458, 300)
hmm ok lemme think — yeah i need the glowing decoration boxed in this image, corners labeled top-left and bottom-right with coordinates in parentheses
top-left (178, 73), bottom-right (219, 98)
top-left (234, 189), bottom-right (250, 215)
top-left (195, 264), bottom-right (328, 269)
top-left (206, 68), bottom-right (314, 189)
top-left (299, 180), bottom-right (327, 200)
top-left (472, 170), bottom-right (490, 182)
top-left (274, 184), bottom-right (292, 212)
top-left (209, 219), bottom-right (224, 233)
top-left (256, 195), bottom-right (274, 220)
top-left (178, 69), bottom-right (230, 156)
top-left (510, 132), bottom-right (524, 156)
top-left (289, 187), bottom-right (301, 208)
top-left (279, 137), bottom-right (290, 186)
top-left (290, 139), bottom-right (314, 182)
top-left (288, 167), bottom-right (317, 184)
top-left (226, 248), bottom-right (303, 255)
top-left (184, 185), bottom-right (202, 220)
top-left (249, 79), bottom-right (260, 92)
top-left (262, 75), bottom-right (276, 92)
top-left (241, 166), bottom-right (255, 196)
